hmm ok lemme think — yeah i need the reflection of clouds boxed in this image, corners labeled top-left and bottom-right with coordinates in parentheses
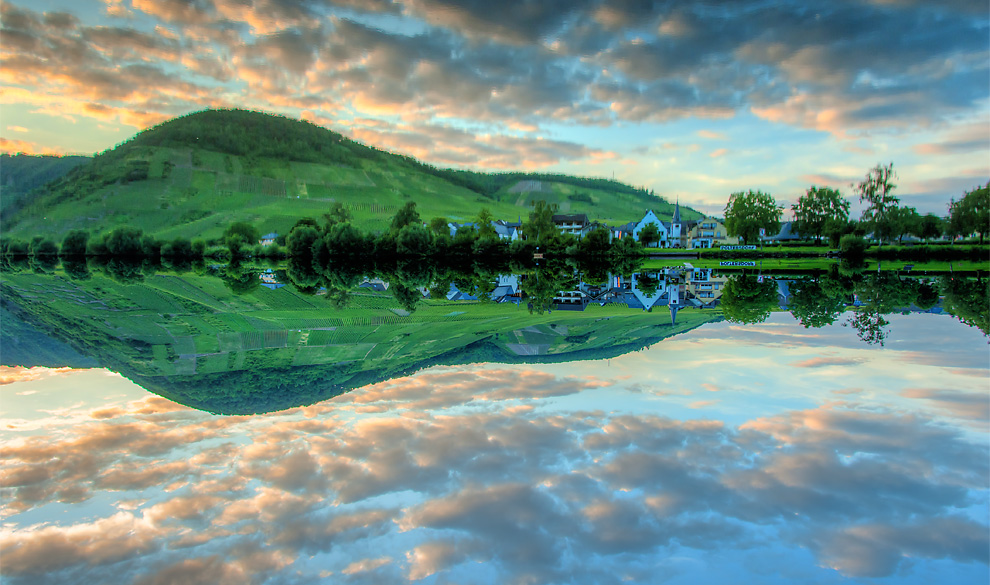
top-left (334, 368), bottom-right (611, 411)
top-left (0, 365), bottom-right (80, 385)
top-left (901, 388), bottom-right (990, 422)
top-left (789, 356), bottom-right (867, 368)
top-left (2, 366), bottom-right (987, 584)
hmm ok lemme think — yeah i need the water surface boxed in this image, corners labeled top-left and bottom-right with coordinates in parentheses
top-left (2, 304), bottom-right (987, 584)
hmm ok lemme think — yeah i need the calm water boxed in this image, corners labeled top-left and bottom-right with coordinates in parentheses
top-left (1, 271), bottom-right (988, 584)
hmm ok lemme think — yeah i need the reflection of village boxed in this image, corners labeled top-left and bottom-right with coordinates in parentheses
top-left (259, 265), bottom-right (735, 325)
top-left (261, 264), bottom-right (950, 322)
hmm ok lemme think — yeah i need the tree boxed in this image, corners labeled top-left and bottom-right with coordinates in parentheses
top-left (429, 216), bottom-right (450, 237)
top-left (396, 223), bottom-right (432, 256)
top-left (322, 202), bottom-right (352, 228)
top-left (579, 226), bottom-right (612, 256)
top-left (888, 206), bottom-right (921, 243)
top-left (523, 200), bottom-right (559, 248)
top-left (856, 163), bottom-right (899, 245)
top-left (286, 225), bottom-right (320, 259)
top-left (106, 226), bottom-right (145, 257)
top-left (30, 238), bottom-right (58, 257)
top-left (224, 221), bottom-right (260, 259)
top-left (947, 183), bottom-right (989, 244)
top-left (475, 207), bottom-right (497, 240)
top-left (638, 222), bottom-right (661, 248)
top-left (723, 190), bottom-right (782, 244)
top-left (390, 201), bottom-right (421, 234)
top-left (918, 214), bottom-right (944, 242)
top-left (791, 186), bottom-right (849, 243)
top-left (60, 230), bottom-right (89, 257)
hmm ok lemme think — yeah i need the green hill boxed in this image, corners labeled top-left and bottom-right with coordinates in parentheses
top-left (2, 109), bottom-right (701, 241)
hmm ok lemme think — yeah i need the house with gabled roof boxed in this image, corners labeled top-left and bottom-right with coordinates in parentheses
top-left (686, 216), bottom-right (738, 248)
top-left (552, 213), bottom-right (590, 236)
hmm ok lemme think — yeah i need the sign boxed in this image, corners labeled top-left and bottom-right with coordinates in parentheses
top-left (759, 227), bottom-right (766, 237)
top-left (719, 245), bottom-right (757, 251)
top-left (533, 253), bottom-right (544, 259)
top-left (719, 261), bottom-right (756, 267)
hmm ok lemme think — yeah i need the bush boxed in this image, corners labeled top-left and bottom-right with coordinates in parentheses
top-left (839, 234), bottom-right (867, 260)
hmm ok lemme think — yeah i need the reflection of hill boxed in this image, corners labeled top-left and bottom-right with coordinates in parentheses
top-left (1, 271), bottom-right (720, 414)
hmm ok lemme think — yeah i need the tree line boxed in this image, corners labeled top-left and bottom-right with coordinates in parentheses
top-left (722, 164), bottom-right (988, 247)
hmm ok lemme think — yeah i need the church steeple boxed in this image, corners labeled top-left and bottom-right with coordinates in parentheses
top-left (673, 198), bottom-right (681, 223)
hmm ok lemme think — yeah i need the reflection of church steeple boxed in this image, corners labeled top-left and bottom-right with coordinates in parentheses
top-left (670, 303), bottom-right (679, 325)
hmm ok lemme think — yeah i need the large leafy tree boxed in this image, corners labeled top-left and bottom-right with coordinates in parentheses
top-left (791, 186), bottom-right (849, 243)
top-left (475, 207), bottom-right (497, 240)
top-left (60, 230), bottom-right (89, 257)
top-left (723, 190), bottom-right (782, 244)
top-left (947, 183), bottom-right (989, 244)
top-left (856, 163), bottom-right (899, 245)
top-left (224, 221), bottom-right (259, 259)
top-left (523, 200), bottom-right (559, 248)
top-left (888, 206), bottom-right (922, 242)
top-left (918, 214), bottom-right (944, 242)
top-left (389, 201), bottom-right (421, 234)
top-left (286, 225), bottom-right (320, 259)
top-left (638, 222), bottom-right (661, 248)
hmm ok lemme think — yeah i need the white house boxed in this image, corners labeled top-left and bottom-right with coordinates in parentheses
top-left (632, 210), bottom-right (669, 248)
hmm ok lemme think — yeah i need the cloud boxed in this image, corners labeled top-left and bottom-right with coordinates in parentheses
top-left (789, 356), bottom-right (867, 368)
top-left (697, 130), bottom-right (726, 139)
top-left (709, 148), bottom-right (729, 158)
top-left (0, 137), bottom-right (63, 155)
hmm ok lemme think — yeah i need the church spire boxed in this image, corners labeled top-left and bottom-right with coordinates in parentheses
top-left (673, 197), bottom-right (681, 223)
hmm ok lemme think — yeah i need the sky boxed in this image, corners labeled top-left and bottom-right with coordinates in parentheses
top-left (1, 313), bottom-right (988, 584)
top-left (0, 0), bottom-right (987, 216)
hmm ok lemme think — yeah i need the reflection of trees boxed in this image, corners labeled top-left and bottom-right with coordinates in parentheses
top-left (721, 274), bottom-right (778, 324)
top-left (914, 282), bottom-right (939, 311)
top-left (221, 262), bottom-right (259, 295)
top-left (846, 309), bottom-right (890, 346)
top-left (62, 258), bottom-right (92, 281)
top-left (940, 277), bottom-right (989, 335)
top-left (94, 257), bottom-right (145, 284)
top-left (522, 259), bottom-right (577, 315)
top-left (844, 273), bottom-right (918, 346)
top-left (635, 273), bottom-right (660, 297)
top-left (788, 270), bottom-right (852, 328)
